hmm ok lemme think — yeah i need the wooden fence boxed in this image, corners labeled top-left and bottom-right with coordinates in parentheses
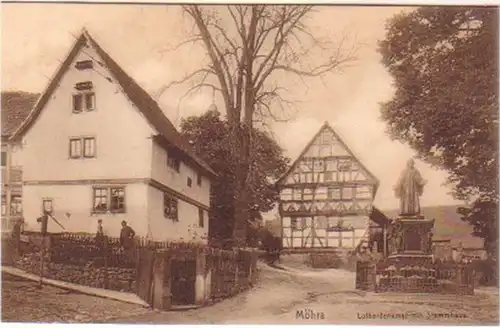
top-left (9, 232), bottom-right (258, 310)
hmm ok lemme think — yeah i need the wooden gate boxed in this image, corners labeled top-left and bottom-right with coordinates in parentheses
top-left (355, 261), bottom-right (375, 291)
top-left (170, 258), bottom-right (197, 305)
top-left (135, 248), bottom-right (155, 304)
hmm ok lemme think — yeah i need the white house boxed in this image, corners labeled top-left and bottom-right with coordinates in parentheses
top-left (9, 29), bottom-right (217, 242)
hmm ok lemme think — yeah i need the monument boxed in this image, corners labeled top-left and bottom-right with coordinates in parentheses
top-left (375, 159), bottom-right (438, 292)
top-left (356, 159), bottom-right (474, 294)
top-left (388, 159), bottom-right (434, 258)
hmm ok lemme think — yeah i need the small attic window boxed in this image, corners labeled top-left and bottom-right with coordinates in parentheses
top-left (75, 60), bottom-right (93, 70)
top-left (75, 81), bottom-right (93, 91)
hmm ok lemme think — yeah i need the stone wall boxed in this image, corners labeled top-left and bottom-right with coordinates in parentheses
top-left (15, 252), bottom-right (136, 292)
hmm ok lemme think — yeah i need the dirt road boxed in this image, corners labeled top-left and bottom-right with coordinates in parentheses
top-left (110, 262), bottom-right (499, 325)
top-left (3, 262), bottom-right (497, 324)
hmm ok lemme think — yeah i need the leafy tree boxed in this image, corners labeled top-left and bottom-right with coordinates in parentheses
top-left (180, 109), bottom-right (289, 246)
top-left (379, 7), bottom-right (498, 256)
top-left (161, 5), bottom-right (356, 245)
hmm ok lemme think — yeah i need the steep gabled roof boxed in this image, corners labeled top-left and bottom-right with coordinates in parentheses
top-left (1, 91), bottom-right (40, 139)
top-left (10, 29), bottom-right (216, 178)
top-left (276, 121), bottom-right (380, 194)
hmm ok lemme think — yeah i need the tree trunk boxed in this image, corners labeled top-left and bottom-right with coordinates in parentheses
top-left (232, 124), bottom-right (251, 247)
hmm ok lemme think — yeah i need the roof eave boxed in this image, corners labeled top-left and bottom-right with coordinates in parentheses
top-left (152, 135), bottom-right (218, 179)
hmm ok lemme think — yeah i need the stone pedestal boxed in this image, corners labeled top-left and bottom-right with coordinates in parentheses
top-left (388, 215), bottom-right (435, 259)
top-left (376, 215), bottom-right (437, 292)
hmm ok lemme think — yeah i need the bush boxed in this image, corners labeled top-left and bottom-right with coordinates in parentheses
top-left (473, 258), bottom-right (498, 286)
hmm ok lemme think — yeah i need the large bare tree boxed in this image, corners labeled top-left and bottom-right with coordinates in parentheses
top-left (160, 5), bottom-right (356, 246)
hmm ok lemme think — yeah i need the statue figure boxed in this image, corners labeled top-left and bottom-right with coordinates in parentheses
top-left (394, 159), bottom-right (427, 216)
top-left (426, 231), bottom-right (433, 253)
top-left (420, 230), bottom-right (433, 254)
top-left (388, 221), bottom-right (404, 253)
top-left (393, 229), bottom-right (404, 252)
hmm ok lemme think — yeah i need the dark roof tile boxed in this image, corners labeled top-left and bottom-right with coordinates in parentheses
top-left (1, 91), bottom-right (39, 137)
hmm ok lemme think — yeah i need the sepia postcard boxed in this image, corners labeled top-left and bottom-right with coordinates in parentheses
top-left (1, 1), bottom-right (498, 325)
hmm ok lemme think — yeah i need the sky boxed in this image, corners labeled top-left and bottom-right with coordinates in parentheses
top-left (1, 3), bottom-right (464, 212)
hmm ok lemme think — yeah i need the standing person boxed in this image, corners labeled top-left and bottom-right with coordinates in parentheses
top-left (97, 219), bottom-right (104, 236)
top-left (95, 219), bottom-right (105, 248)
top-left (120, 220), bottom-right (135, 250)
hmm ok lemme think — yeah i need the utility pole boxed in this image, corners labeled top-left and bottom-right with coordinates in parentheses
top-left (383, 223), bottom-right (388, 258)
top-left (37, 214), bottom-right (48, 288)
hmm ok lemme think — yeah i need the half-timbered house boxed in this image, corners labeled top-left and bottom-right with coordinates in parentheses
top-left (276, 122), bottom-right (380, 250)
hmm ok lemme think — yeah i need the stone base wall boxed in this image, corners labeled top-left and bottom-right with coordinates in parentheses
top-left (15, 253), bottom-right (136, 292)
top-left (310, 252), bottom-right (344, 268)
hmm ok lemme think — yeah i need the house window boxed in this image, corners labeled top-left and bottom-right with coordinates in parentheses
top-left (163, 193), bottom-right (178, 221)
top-left (338, 159), bottom-right (351, 171)
top-left (324, 171), bottom-right (333, 181)
top-left (291, 217), bottom-right (305, 231)
top-left (72, 92), bottom-right (95, 113)
top-left (43, 199), bottom-right (53, 215)
top-left (1, 151), bottom-right (6, 167)
top-left (69, 137), bottom-right (95, 158)
top-left (75, 60), bottom-right (93, 70)
top-left (69, 138), bottom-right (82, 158)
top-left (92, 187), bottom-right (126, 214)
top-left (187, 177), bottom-right (192, 187)
top-left (10, 196), bottom-right (22, 215)
top-left (197, 173), bottom-right (202, 186)
top-left (110, 188), bottom-right (125, 213)
top-left (198, 208), bottom-right (204, 227)
top-left (84, 93), bottom-right (95, 111)
top-left (83, 138), bottom-right (96, 158)
top-left (328, 187), bottom-right (341, 200)
top-left (167, 152), bottom-right (180, 172)
top-left (73, 94), bottom-right (83, 113)
top-left (93, 188), bottom-right (108, 212)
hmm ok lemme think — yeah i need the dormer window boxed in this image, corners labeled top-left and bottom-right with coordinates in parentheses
top-left (75, 60), bottom-right (94, 70)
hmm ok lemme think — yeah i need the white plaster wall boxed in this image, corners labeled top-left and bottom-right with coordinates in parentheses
top-left (151, 141), bottom-right (210, 207)
top-left (22, 183), bottom-right (148, 237)
top-left (9, 143), bottom-right (23, 167)
top-left (146, 185), bottom-right (208, 243)
top-left (21, 45), bottom-right (155, 183)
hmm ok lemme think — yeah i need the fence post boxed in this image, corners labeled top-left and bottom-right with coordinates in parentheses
top-left (152, 250), bottom-right (170, 310)
top-left (370, 263), bottom-right (377, 292)
top-left (233, 250), bottom-right (240, 294)
top-left (103, 236), bottom-right (109, 289)
top-left (249, 250), bottom-right (257, 286)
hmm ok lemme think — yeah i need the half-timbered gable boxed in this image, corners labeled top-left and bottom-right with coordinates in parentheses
top-left (277, 121), bottom-right (379, 249)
